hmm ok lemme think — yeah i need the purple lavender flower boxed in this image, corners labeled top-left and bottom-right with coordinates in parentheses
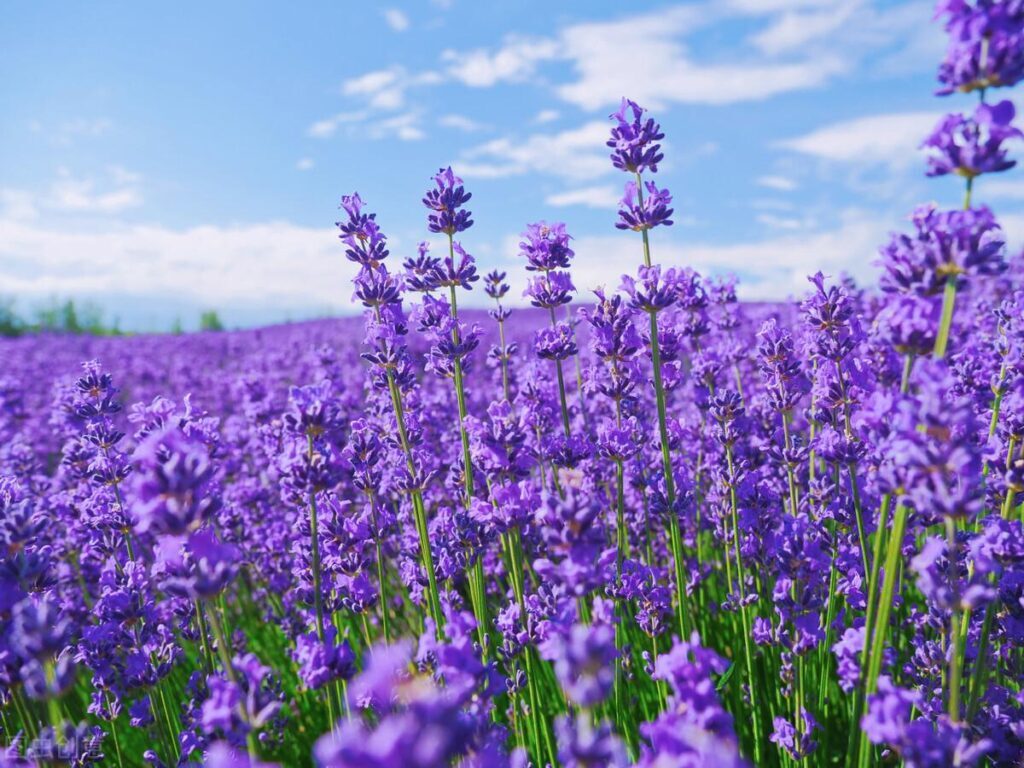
top-left (519, 221), bottom-right (574, 272)
top-left (620, 265), bottom-right (678, 313)
top-left (637, 632), bottom-right (748, 767)
top-left (524, 271), bottom-right (575, 310)
top-left (337, 193), bottom-right (389, 268)
top-left (862, 677), bottom-right (991, 767)
top-left (878, 205), bottom-right (1006, 295)
top-left (936, 0), bottom-right (1024, 94)
top-left (293, 628), bottom-right (355, 690)
top-left (607, 98), bottom-right (665, 174)
top-left (555, 714), bottom-right (627, 768)
top-left (922, 100), bottom-right (1022, 178)
top-left (423, 167), bottom-right (473, 235)
top-left (535, 322), bottom-right (579, 361)
top-left (540, 622), bottom-right (617, 707)
top-left (131, 425), bottom-right (220, 536)
top-left (615, 180), bottom-right (674, 232)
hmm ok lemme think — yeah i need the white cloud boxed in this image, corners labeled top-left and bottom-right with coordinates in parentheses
top-left (438, 114), bottom-right (486, 132)
top-left (0, 217), bottom-right (359, 311)
top-left (47, 167), bottom-right (143, 214)
top-left (0, 189), bottom-right (38, 221)
top-left (57, 117), bottom-right (113, 142)
top-left (377, 112), bottom-right (425, 141)
top-left (777, 111), bottom-right (938, 167)
top-left (757, 175), bottom-right (798, 191)
top-left (439, 6), bottom-right (845, 110)
top-left (382, 8), bottom-right (410, 31)
top-left (997, 211), bottom-right (1024, 245)
top-left (534, 109), bottom-right (560, 124)
top-left (33, 117), bottom-right (114, 145)
top-left (443, 37), bottom-right (559, 87)
top-left (756, 212), bottom-right (813, 230)
top-left (725, 0), bottom-right (846, 12)
top-left (750, 1), bottom-right (858, 55)
top-left (431, 1), bottom-right (933, 113)
top-left (308, 110), bottom-right (369, 138)
top-left (545, 185), bottom-right (621, 209)
top-left (457, 121), bottom-right (610, 180)
top-left (982, 176), bottom-right (1024, 201)
top-left (557, 9), bottom-right (847, 110)
top-left (296, 158), bottom-right (315, 171)
top-left (342, 67), bottom-right (407, 110)
top-left (308, 108), bottom-right (424, 141)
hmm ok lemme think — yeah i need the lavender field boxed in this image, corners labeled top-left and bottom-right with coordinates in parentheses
top-left (3, 2), bottom-right (1024, 767)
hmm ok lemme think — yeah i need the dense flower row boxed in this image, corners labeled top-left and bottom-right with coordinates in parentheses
top-left (2, 2), bottom-right (1024, 766)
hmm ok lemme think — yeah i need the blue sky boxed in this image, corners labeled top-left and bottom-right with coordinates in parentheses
top-left (2, 0), bottom-right (1023, 330)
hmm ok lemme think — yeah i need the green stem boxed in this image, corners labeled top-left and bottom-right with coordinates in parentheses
top-left (445, 269), bottom-right (489, 657)
top-left (725, 444), bottom-right (763, 763)
top-left (368, 492), bottom-right (392, 644)
top-left (207, 605), bottom-right (261, 759)
top-left (648, 310), bottom-right (688, 637)
top-left (193, 599), bottom-right (216, 675)
top-left (857, 502), bottom-right (909, 768)
top-left (945, 516), bottom-right (962, 721)
top-left (933, 276), bottom-right (958, 359)
top-left (372, 304), bottom-right (445, 636)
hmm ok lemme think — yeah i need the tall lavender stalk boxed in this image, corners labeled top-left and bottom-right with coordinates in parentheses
top-left (609, 99), bottom-right (690, 636)
top-left (421, 167), bottom-right (490, 654)
top-left (340, 194), bottom-right (445, 637)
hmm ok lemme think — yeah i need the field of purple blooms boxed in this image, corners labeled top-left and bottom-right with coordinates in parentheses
top-left (3, 2), bottom-right (1024, 767)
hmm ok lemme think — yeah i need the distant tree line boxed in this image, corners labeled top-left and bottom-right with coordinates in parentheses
top-left (0, 297), bottom-right (225, 337)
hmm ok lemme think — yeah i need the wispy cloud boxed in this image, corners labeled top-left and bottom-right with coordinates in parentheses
top-left (982, 176), bottom-right (1024, 200)
top-left (757, 175), bottom-right (799, 191)
top-left (457, 121), bottom-right (610, 180)
top-left (545, 185), bottom-right (621, 209)
top-left (442, 37), bottom-right (559, 87)
top-left (32, 117), bottom-right (114, 146)
top-left (749, 1), bottom-right (859, 55)
top-left (382, 8), bottom-right (410, 31)
top-left (438, 114), bottom-right (486, 132)
top-left (296, 158), bottom-right (315, 171)
top-left (308, 110), bottom-right (369, 139)
top-left (47, 167), bottom-right (143, 214)
top-left (777, 110), bottom-right (937, 167)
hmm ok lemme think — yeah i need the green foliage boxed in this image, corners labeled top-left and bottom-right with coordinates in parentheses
top-left (0, 297), bottom-right (220, 337)
top-left (199, 310), bottom-right (225, 332)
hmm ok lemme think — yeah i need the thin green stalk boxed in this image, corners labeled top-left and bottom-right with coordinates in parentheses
top-left (934, 277), bottom-right (958, 360)
top-left (444, 270), bottom-right (489, 656)
top-left (12, 686), bottom-right (38, 742)
top-left (193, 598), bottom-right (216, 675)
top-left (43, 660), bottom-right (63, 745)
top-left (367, 492), bottom-right (392, 644)
top-left (632, 176), bottom-right (690, 638)
top-left (724, 444), bottom-right (763, 764)
top-left (207, 605), bottom-right (261, 758)
top-left (306, 457), bottom-right (327, 642)
top-left (545, 304), bottom-right (573, 437)
top-left (503, 531), bottom-right (556, 766)
top-left (857, 502), bottom-right (909, 768)
top-left (945, 516), bottom-right (962, 721)
top-left (372, 304), bottom-right (445, 635)
top-left (495, 302), bottom-right (512, 402)
top-left (648, 310), bottom-right (689, 636)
